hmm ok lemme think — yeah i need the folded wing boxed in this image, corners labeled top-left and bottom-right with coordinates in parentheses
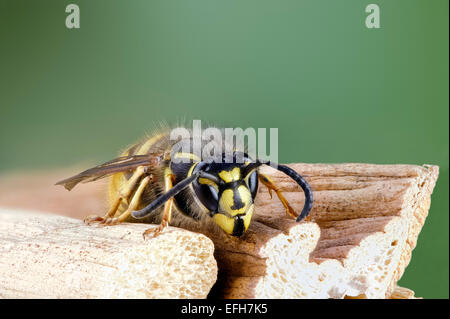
top-left (55, 154), bottom-right (163, 191)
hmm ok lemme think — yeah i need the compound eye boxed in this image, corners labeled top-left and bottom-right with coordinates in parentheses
top-left (246, 171), bottom-right (259, 199)
top-left (194, 182), bottom-right (219, 212)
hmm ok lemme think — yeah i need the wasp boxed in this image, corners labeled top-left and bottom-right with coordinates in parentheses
top-left (56, 127), bottom-right (313, 238)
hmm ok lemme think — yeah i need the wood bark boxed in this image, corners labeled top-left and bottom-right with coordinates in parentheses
top-left (0, 163), bottom-right (439, 298)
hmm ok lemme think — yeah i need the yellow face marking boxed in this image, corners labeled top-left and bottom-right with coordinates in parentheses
top-left (219, 185), bottom-right (251, 216)
top-left (242, 204), bottom-right (254, 231)
top-left (198, 177), bottom-right (219, 192)
top-left (218, 167), bottom-right (241, 183)
top-left (219, 189), bottom-right (234, 214)
top-left (213, 214), bottom-right (235, 235)
top-left (213, 204), bottom-right (254, 235)
top-left (173, 152), bottom-right (201, 162)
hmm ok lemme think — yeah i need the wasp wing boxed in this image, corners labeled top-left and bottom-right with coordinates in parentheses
top-left (55, 154), bottom-right (163, 191)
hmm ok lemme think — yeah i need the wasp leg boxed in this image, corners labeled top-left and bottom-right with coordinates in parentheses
top-left (84, 166), bottom-right (147, 225)
top-left (258, 173), bottom-right (300, 220)
top-left (104, 175), bottom-right (152, 225)
top-left (143, 169), bottom-right (174, 239)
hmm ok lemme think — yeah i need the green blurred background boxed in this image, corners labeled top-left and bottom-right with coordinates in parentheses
top-left (0, 0), bottom-right (448, 298)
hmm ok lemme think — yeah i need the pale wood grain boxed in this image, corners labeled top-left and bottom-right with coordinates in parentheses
top-left (0, 209), bottom-right (217, 298)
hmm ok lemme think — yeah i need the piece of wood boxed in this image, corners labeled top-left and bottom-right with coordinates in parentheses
top-left (389, 285), bottom-right (420, 299)
top-left (0, 209), bottom-right (217, 299)
top-left (0, 163), bottom-right (439, 299)
top-left (174, 163), bottom-right (439, 299)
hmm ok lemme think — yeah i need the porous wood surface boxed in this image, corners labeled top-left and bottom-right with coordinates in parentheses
top-left (0, 163), bottom-right (439, 298)
top-left (0, 209), bottom-right (217, 298)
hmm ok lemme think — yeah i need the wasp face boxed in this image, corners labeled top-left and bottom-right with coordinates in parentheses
top-left (192, 161), bottom-right (259, 237)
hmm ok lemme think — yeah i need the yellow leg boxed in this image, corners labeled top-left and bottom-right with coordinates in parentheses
top-left (108, 175), bottom-right (151, 225)
top-left (84, 166), bottom-right (148, 225)
top-left (259, 173), bottom-right (298, 219)
top-left (143, 168), bottom-right (174, 239)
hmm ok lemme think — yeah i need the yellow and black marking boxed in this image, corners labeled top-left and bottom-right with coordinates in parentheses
top-left (56, 129), bottom-right (313, 239)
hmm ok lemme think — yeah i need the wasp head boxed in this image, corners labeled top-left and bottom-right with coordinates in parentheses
top-left (192, 157), bottom-right (259, 237)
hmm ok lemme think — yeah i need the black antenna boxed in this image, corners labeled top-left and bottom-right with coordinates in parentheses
top-left (132, 171), bottom-right (218, 219)
top-left (268, 162), bottom-right (313, 222)
top-left (255, 159), bottom-right (313, 222)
